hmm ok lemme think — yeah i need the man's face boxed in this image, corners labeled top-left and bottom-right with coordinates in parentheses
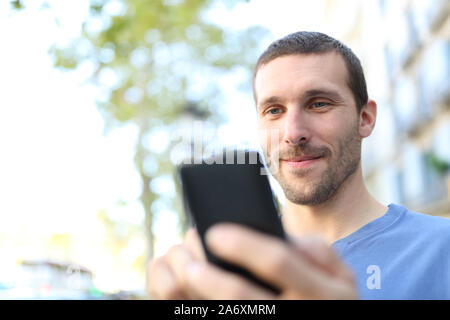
top-left (255, 52), bottom-right (362, 205)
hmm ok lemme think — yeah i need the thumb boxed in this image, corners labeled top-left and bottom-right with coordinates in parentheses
top-left (289, 235), bottom-right (355, 283)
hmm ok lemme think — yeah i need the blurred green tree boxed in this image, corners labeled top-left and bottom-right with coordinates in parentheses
top-left (10, 0), bottom-right (24, 10)
top-left (19, 0), bottom-right (268, 268)
top-left (425, 151), bottom-right (450, 176)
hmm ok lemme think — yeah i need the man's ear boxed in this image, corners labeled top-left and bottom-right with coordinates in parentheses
top-left (359, 99), bottom-right (377, 139)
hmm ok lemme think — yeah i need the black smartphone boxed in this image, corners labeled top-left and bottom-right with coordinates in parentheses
top-left (178, 149), bottom-right (286, 293)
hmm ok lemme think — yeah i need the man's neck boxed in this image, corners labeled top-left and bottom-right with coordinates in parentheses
top-left (281, 165), bottom-right (388, 245)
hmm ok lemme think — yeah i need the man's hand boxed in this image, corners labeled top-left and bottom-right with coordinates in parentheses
top-left (146, 228), bottom-right (206, 299)
top-left (147, 224), bottom-right (358, 299)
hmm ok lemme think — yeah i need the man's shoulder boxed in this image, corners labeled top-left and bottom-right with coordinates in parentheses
top-left (391, 203), bottom-right (450, 239)
top-left (354, 204), bottom-right (450, 299)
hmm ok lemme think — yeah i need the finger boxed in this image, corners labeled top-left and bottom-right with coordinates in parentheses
top-left (166, 244), bottom-right (202, 299)
top-left (205, 224), bottom-right (336, 298)
top-left (290, 235), bottom-right (356, 283)
top-left (184, 228), bottom-right (206, 261)
top-left (185, 261), bottom-right (276, 300)
top-left (147, 256), bottom-right (189, 300)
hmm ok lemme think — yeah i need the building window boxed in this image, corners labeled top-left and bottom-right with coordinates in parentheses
top-left (420, 41), bottom-right (450, 110)
top-left (393, 76), bottom-right (419, 133)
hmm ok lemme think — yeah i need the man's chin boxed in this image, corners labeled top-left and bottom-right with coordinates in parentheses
top-left (275, 172), bottom-right (330, 205)
top-left (284, 191), bottom-right (323, 206)
top-left (279, 163), bottom-right (318, 181)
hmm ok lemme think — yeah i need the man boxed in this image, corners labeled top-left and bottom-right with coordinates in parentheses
top-left (147, 31), bottom-right (450, 299)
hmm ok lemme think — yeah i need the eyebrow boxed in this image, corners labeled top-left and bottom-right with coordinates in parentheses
top-left (257, 96), bottom-right (283, 111)
top-left (302, 89), bottom-right (344, 102)
top-left (257, 88), bottom-right (345, 111)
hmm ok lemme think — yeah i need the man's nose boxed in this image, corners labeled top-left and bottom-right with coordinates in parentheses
top-left (283, 107), bottom-right (311, 145)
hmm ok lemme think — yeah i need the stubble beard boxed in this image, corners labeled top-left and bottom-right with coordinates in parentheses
top-left (264, 122), bottom-right (362, 205)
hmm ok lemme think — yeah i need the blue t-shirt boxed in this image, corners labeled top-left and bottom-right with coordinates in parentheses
top-left (332, 203), bottom-right (450, 300)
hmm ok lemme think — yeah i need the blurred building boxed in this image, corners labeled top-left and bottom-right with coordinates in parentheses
top-left (0, 259), bottom-right (100, 299)
top-left (324, 0), bottom-right (450, 216)
top-left (0, 259), bottom-right (146, 299)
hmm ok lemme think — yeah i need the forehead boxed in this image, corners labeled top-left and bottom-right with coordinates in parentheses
top-left (254, 52), bottom-right (352, 105)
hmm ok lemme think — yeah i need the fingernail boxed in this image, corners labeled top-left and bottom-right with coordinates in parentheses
top-left (205, 225), bottom-right (229, 247)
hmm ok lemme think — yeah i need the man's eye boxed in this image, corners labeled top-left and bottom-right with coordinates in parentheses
top-left (267, 108), bottom-right (282, 115)
top-left (311, 102), bottom-right (328, 109)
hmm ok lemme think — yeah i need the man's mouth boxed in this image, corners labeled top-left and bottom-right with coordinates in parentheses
top-left (282, 155), bottom-right (323, 169)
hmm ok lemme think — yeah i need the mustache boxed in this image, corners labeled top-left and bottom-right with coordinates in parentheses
top-left (276, 144), bottom-right (330, 160)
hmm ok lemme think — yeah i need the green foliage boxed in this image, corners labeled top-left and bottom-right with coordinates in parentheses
top-left (10, 0), bottom-right (24, 10)
top-left (50, 0), bottom-right (266, 129)
top-left (425, 151), bottom-right (450, 175)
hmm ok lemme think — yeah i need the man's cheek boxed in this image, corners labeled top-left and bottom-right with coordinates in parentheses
top-left (257, 127), bottom-right (270, 156)
top-left (259, 128), bottom-right (280, 175)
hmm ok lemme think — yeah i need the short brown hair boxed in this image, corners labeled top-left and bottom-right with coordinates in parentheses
top-left (253, 31), bottom-right (368, 112)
